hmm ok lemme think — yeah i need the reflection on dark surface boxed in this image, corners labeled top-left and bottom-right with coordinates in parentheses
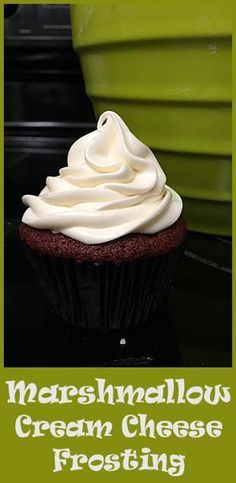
top-left (4, 4), bottom-right (232, 367)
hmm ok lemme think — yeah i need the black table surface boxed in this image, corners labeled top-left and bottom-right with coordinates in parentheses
top-left (5, 210), bottom-right (232, 368)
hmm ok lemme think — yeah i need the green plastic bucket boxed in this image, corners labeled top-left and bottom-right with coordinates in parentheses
top-left (71, 1), bottom-right (232, 235)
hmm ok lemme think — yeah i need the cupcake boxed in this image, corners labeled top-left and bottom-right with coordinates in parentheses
top-left (19, 111), bottom-right (187, 330)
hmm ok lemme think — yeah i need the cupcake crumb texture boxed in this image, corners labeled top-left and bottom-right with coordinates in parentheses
top-left (19, 217), bottom-right (187, 263)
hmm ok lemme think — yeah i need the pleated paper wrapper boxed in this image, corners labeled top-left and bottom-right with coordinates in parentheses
top-left (23, 245), bottom-right (184, 330)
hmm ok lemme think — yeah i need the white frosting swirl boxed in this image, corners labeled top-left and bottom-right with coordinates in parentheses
top-left (22, 111), bottom-right (182, 244)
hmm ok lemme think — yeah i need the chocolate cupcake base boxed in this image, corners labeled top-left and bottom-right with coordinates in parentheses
top-left (19, 218), bottom-right (187, 330)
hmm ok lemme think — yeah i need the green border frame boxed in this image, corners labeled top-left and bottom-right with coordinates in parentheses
top-left (0, 2), bottom-right (235, 482)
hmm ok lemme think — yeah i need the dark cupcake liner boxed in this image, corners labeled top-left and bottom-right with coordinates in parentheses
top-left (23, 244), bottom-right (184, 330)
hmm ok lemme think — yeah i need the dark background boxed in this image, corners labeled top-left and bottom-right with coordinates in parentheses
top-left (4, 4), bottom-right (232, 367)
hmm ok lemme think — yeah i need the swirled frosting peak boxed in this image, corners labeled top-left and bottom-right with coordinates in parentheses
top-left (22, 111), bottom-right (182, 244)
